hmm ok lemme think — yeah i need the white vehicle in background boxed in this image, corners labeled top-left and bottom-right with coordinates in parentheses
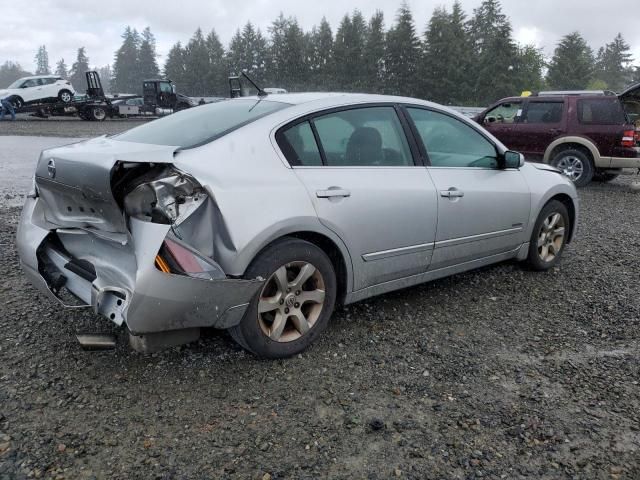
top-left (263, 87), bottom-right (288, 94)
top-left (0, 75), bottom-right (75, 109)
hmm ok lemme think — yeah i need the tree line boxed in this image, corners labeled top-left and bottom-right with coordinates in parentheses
top-left (2, 0), bottom-right (638, 106)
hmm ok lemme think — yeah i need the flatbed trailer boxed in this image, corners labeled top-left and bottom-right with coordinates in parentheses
top-left (10, 71), bottom-right (194, 121)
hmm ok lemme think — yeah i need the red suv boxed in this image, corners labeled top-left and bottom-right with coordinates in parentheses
top-left (475, 86), bottom-right (640, 187)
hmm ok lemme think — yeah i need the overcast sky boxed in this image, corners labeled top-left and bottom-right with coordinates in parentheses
top-left (2, 0), bottom-right (639, 73)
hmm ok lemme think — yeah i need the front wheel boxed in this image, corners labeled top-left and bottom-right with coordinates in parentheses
top-left (550, 148), bottom-right (594, 187)
top-left (89, 106), bottom-right (107, 121)
top-left (526, 200), bottom-right (570, 271)
top-left (229, 238), bottom-right (337, 358)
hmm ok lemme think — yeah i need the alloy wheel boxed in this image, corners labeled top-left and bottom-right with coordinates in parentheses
top-left (537, 212), bottom-right (566, 262)
top-left (60, 91), bottom-right (72, 103)
top-left (257, 261), bottom-right (326, 342)
top-left (556, 155), bottom-right (584, 182)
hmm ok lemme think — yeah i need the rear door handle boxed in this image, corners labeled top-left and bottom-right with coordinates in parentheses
top-left (548, 128), bottom-right (561, 135)
top-left (316, 188), bottom-right (351, 198)
top-left (440, 188), bottom-right (464, 198)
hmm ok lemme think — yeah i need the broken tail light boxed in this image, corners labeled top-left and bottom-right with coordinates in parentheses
top-left (155, 238), bottom-right (225, 280)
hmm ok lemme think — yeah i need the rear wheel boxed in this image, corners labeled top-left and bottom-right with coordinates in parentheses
top-left (58, 89), bottom-right (73, 103)
top-left (526, 200), bottom-right (570, 271)
top-left (229, 238), bottom-right (337, 358)
top-left (550, 148), bottom-right (594, 187)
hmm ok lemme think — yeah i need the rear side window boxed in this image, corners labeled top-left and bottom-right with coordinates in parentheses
top-left (115, 99), bottom-right (290, 148)
top-left (577, 98), bottom-right (626, 125)
top-left (523, 102), bottom-right (563, 123)
top-left (278, 121), bottom-right (322, 166)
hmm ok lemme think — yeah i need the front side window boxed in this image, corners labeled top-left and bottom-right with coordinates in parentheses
top-left (159, 82), bottom-right (172, 94)
top-left (312, 107), bottom-right (413, 167)
top-left (407, 108), bottom-right (498, 168)
top-left (523, 101), bottom-right (563, 123)
top-left (577, 98), bottom-right (626, 125)
top-left (22, 79), bottom-right (37, 88)
top-left (278, 121), bottom-right (323, 166)
top-left (116, 99), bottom-right (290, 148)
top-left (484, 102), bottom-right (522, 124)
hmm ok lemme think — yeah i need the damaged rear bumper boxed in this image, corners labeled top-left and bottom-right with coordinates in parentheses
top-left (17, 197), bottom-right (263, 334)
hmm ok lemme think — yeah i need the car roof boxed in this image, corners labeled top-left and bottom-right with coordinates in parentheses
top-left (237, 92), bottom-right (442, 109)
top-left (20, 75), bottom-right (60, 80)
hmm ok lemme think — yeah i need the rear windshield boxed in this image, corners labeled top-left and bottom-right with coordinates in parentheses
top-left (115, 99), bottom-right (290, 148)
top-left (577, 98), bottom-right (626, 125)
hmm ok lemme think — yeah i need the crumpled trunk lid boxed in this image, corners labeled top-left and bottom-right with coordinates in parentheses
top-left (34, 136), bottom-right (179, 234)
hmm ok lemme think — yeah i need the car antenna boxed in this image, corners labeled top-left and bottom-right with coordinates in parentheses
top-left (241, 72), bottom-right (268, 97)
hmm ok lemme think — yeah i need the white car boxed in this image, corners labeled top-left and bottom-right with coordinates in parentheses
top-left (0, 75), bottom-right (75, 109)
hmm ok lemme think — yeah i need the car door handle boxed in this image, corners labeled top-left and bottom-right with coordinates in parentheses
top-left (548, 128), bottom-right (561, 134)
top-left (440, 188), bottom-right (464, 198)
top-left (316, 188), bottom-right (351, 198)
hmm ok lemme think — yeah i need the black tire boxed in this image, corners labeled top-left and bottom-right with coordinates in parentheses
top-left (550, 148), bottom-right (594, 187)
top-left (58, 89), bottom-right (73, 103)
top-left (10, 96), bottom-right (23, 110)
top-left (526, 200), bottom-right (571, 271)
top-left (90, 106), bottom-right (107, 121)
top-left (593, 170), bottom-right (620, 182)
top-left (229, 237), bottom-right (337, 359)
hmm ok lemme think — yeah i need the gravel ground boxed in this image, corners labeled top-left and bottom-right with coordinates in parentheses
top-left (1, 127), bottom-right (639, 479)
top-left (0, 116), bottom-right (149, 138)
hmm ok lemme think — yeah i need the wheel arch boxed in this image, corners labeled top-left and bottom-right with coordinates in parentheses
top-left (238, 227), bottom-right (354, 306)
top-left (548, 193), bottom-right (577, 243)
top-left (543, 136), bottom-right (601, 166)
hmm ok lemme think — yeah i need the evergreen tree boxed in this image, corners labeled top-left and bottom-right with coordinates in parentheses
top-left (306, 17), bottom-right (334, 90)
top-left (513, 45), bottom-right (545, 94)
top-left (421, 2), bottom-right (473, 104)
top-left (547, 32), bottom-right (594, 90)
top-left (227, 22), bottom-right (268, 85)
top-left (54, 58), bottom-right (68, 79)
top-left (164, 42), bottom-right (187, 91)
top-left (69, 47), bottom-right (90, 92)
top-left (333, 11), bottom-right (368, 91)
top-left (34, 45), bottom-right (50, 75)
top-left (314, 18), bottom-right (335, 90)
top-left (205, 29), bottom-right (227, 96)
top-left (364, 11), bottom-right (385, 93)
top-left (0, 61), bottom-right (32, 88)
top-left (594, 33), bottom-right (633, 91)
top-left (112, 26), bottom-right (141, 93)
top-left (385, 4), bottom-right (420, 96)
top-left (184, 28), bottom-right (210, 95)
top-left (468, 0), bottom-right (519, 105)
top-left (138, 27), bottom-right (159, 82)
top-left (268, 15), bottom-right (307, 90)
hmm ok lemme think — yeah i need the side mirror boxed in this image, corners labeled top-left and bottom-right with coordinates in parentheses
top-left (171, 84), bottom-right (176, 94)
top-left (503, 150), bottom-right (525, 169)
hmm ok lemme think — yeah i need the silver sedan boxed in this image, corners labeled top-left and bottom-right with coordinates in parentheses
top-left (17, 93), bottom-right (579, 358)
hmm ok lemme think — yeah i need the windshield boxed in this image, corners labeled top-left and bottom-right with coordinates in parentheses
top-left (115, 99), bottom-right (290, 148)
top-left (7, 78), bottom-right (26, 89)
